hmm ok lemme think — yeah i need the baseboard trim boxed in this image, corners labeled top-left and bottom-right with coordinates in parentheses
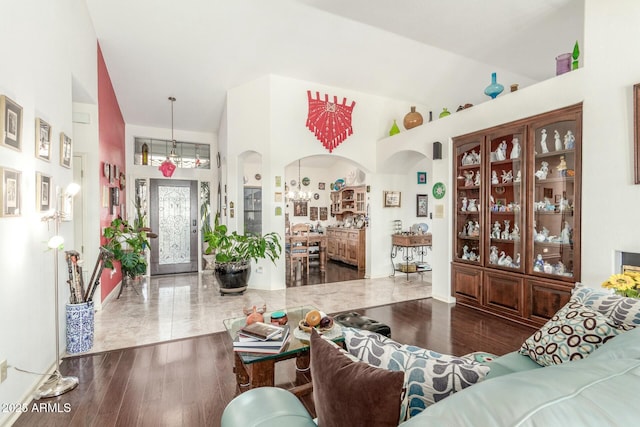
top-left (433, 294), bottom-right (456, 304)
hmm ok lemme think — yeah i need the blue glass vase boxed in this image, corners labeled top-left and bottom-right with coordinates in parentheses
top-left (484, 72), bottom-right (504, 99)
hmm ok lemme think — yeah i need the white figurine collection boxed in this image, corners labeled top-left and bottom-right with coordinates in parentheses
top-left (533, 129), bottom-right (575, 181)
top-left (488, 246), bottom-right (521, 268)
top-left (461, 150), bottom-right (481, 166)
top-left (532, 220), bottom-right (572, 244)
top-left (533, 253), bottom-right (571, 276)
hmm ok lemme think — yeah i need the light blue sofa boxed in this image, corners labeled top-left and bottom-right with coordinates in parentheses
top-left (222, 285), bottom-right (640, 426)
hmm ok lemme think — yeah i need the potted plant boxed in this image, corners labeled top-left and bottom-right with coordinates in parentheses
top-left (102, 217), bottom-right (150, 280)
top-left (204, 214), bottom-right (282, 295)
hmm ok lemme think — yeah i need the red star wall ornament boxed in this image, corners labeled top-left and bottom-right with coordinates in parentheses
top-left (306, 91), bottom-right (356, 153)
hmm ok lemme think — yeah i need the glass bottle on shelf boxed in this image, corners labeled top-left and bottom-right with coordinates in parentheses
top-left (142, 142), bottom-right (149, 165)
top-left (453, 136), bottom-right (483, 264)
top-left (530, 118), bottom-right (579, 280)
top-left (486, 129), bottom-right (525, 272)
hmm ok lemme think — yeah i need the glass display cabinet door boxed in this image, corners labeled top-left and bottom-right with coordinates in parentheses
top-left (529, 110), bottom-right (581, 281)
top-left (453, 135), bottom-right (483, 265)
top-left (486, 128), bottom-right (526, 272)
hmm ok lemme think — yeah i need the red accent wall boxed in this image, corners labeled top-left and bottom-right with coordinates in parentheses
top-left (97, 43), bottom-right (125, 300)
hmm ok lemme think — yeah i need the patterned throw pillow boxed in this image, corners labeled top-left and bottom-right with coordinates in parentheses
top-left (572, 282), bottom-right (640, 327)
top-left (343, 328), bottom-right (490, 420)
top-left (519, 300), bottom-right (627, 366)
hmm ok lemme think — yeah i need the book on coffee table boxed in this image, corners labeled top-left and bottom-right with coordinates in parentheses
top-left (238, 321), bottom-right (285, 341)
top-left (233, 326), bottom-right (291, 354)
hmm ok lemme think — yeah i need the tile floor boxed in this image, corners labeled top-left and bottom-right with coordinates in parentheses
top-left (83, 271), bottom-right (432, 355)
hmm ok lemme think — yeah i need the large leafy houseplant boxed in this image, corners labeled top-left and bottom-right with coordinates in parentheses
top-left (102, 217), bottom-right (150, 279)
top-left (204, 215), bottom-right (281, 295)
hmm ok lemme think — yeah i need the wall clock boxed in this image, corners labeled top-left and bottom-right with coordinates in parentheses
top-left (432, 182), bottom-right (446, 199)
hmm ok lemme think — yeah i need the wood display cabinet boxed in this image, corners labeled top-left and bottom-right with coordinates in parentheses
top-left (451, 104), bottom-right (581, 326)
top-left (330, 185), bottom-right (366, 217)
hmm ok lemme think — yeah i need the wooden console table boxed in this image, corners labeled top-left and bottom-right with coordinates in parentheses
top-left (390, 234), bottom-right (432, 281)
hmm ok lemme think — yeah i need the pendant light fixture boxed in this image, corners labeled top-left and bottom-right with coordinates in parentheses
top-left (159, 96), bottom-right (178, 177)
top-left (287, 159), bottom-right (311, 202)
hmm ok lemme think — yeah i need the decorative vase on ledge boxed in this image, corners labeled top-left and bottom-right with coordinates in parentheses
top-left (403, 106), bottom-right (423, 130)
top-left (484, 72), bottom-right (504, 99)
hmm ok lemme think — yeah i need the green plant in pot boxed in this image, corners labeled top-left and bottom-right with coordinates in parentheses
top-left (204, 215), bottom-right (282, 295)
top-left (102, 217), bottom-right (150, 280)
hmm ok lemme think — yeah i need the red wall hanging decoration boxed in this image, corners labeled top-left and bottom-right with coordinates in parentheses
top-left (306, 91), bottom-right (356, 153)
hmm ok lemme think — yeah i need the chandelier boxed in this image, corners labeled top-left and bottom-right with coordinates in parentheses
top-left (159, 96), bottom-right (179, 177)
top-left (287, 159), bottom-right (311, 202)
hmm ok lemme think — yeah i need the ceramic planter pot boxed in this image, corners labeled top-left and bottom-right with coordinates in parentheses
top-left (214, 260), bottom-right (251, 295)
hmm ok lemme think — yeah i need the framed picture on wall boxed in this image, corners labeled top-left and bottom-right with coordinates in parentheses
top-left (60, 132), bottom-right (72, 168)
top-left (417, 171), bottom-right (427, 184)
top-left (0, 95), bottom-right (23, 151)
top-left (416, 194), bottom-right (428, 217)
top-left (36, 172), bottom-right (52, 212)
top-left (0, 167), bottom-right (21, 216)
top-left (319, 207), bottom-right (328, 221)
top-left (310, 206), bottom-right (318, 221)
top-left (383, 190), bottom-right (401, 207)
top-left (35, 118), bottom-right (52, 161)
top-left (293, 200), bottom-right (308, 216)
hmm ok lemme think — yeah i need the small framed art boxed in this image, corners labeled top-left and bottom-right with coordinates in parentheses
top-left (35, 118), bottom-right (52, 161)
top-left (384, 191), bottom-right (401, 207)
top-left (0, 167), bottom-right (21, 216)
top-left (36, 172), bottom-right (52, 212)
top-left (416, 194), bottom-right (428, 217)
top-left (1, 95), bottom-right (23, 151)
top-left (417, 171), bottom-right (427, 184)
top-left (293, 200), bottom-right (308, 216)
top-left (60, 132), bottom-right (72, 168)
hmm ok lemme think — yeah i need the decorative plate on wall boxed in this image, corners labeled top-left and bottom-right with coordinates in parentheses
top-left (302, 177), bottom-right (310, 186)
top-left (290, 179), bottom-right (296, 186)
top-left (314, 193), bottom-right (319, 200)
top-left (432, 182), bottom-right (446, 199)
top-left (255, 173), bottom-right (262, 181)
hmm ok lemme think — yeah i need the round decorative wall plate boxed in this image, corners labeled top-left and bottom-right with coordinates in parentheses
top-left (433, 182), bottom-right (446, 199)
top-left (314, 193), bottom-right (320, 200)
top-left (302, 177), bottom-right (310, 186)
top-left (255, 173), bottom-right (262, 181)
top-left (290, 179), bottom-right (297, 186)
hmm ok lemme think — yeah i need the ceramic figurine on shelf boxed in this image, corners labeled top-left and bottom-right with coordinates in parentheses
top-left (513, 253), bottom-right (521, 268)
top-left (461, 152), bottom-right (470, 166)
top-left (510, 138), bottom-right (521, 159)
top-left (470, 150), bottom-right (480, 164)
top-left (464, 170), bottom-right (475, 187)
top-left (474, 170), bottom-right (481, 186)
top-left (501, 220), bottom-right (511, 240)
top-left (534, 254), bottom-right (544, 272)
top-left (461, 245), bottom-right (470, 260)
top-left (501, 170), bottom-right (513, 183)
top-left (510, 223), bottom-right (520, 240)
top-left (491, 170), bottom-right (499, 184)
top-left (472, 221), bottom-right (480, 237)
top-left (560, 221), bottom-right (572, 244)
top-left (554, 130), bottom-right (562, 151)
top-left (489, 246), bottom-right (499, 264)
top-left (491, 221), bottom-right (501, 239)
top-left (535, 161), bottom-right (550, 180)
top-left (499, 253), bottom-right (513, 267)
top-left (514, 170), bottom-right (522, 183)
top-left (556, 261), bottom-right (566, 275)
top-left (467, 221), bottom-right (475, 236)
top-left (540, 129), bottom-right (549, 153)
top-left (468, 251), bottom-right (478, 262)
top-left (461, 197), bottom-right (468, 212)
top-left (557, 155), bottom-right (568, 177)
top-left (543, 262), bottom-right (554, 274)
top-left (467, 199), bottom-right (478, 212)
top-left (495, 140), bottom-right (507, 161)
top-left (564, 130), bottom-right (575, 150)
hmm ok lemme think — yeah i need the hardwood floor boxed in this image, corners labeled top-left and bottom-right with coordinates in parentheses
top-left (13, 299), bottom-right (535, 427)
top-left (285, 259), bottom-right (365, 287)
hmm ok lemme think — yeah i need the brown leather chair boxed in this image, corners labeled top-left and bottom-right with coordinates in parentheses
top-left (288, 223), bottom-right (310, 276)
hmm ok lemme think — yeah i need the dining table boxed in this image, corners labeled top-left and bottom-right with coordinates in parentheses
top-left (285, 232), bottom-right (327, 273)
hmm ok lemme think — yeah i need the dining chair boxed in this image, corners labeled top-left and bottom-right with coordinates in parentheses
top-left (288, 223), bottom-right (310, 277)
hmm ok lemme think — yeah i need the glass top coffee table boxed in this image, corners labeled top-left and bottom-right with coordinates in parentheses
top-left (223, 305), bottom-right (344, 392)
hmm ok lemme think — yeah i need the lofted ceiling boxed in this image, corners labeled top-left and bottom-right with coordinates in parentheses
top-left (85, 0), bottom-right (583, 135)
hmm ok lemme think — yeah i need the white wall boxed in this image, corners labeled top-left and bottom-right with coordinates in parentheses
top-left (224, 74), bottom-right (431, 288)
top-left (0, 1), bottom-right (98, 424)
